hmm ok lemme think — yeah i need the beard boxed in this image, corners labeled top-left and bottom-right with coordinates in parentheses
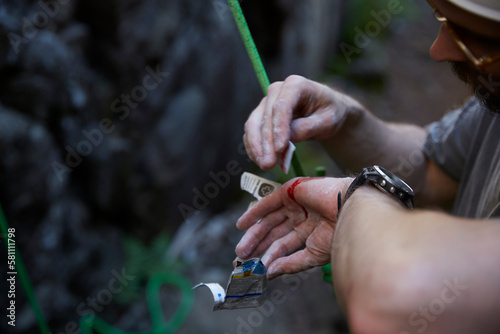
top-left (450, 62), bottom-right (500, 114)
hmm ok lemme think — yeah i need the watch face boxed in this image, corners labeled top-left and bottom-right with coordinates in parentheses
top-left (374, 165), bottom-right (414, 194)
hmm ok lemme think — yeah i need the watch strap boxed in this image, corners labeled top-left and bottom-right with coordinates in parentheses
top-left (339, 166), bottom-right (415, 215)
top-left (342, 171), bottom-right (368, 209)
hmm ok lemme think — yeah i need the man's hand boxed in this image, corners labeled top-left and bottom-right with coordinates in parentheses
top-left (243, 75), bottom-right (364, 170)
top-left (235, 177), bottom-right (352, 279)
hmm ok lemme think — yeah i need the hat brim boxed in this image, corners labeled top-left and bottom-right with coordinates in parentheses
top-left (447, 0), bottom-right (500, 22)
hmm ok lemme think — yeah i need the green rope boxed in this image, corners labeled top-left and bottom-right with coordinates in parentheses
top-left (227, 0), bottom-right (270, 96)
top-left (291, 154), bottom-right (305, 177)
top-left (228, 0), bottom-right (336, 291)
top-left (79, 271), bottom-right (194, 334)
top-left (227, 0), bottom-right (305, 177)
top-left (147, 271), bottom-right (194, 334)
top-left (0, 204), bottom-right (51, 334)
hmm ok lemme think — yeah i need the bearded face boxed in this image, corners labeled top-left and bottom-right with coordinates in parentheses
top-left (451, 62), bottom-right (500, 113)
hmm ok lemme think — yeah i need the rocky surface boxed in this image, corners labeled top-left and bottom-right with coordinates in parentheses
top-left (0, 0), bottom-right (346, 332)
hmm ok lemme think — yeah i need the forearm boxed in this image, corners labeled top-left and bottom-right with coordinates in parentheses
top-left (332, 186), bottom-right (410, 333)
top-left (321, 101), bottom-right (458, 207)
top-left (332, 186), bottom-right (500, 334)
top-left (321, 101), bottom-right (427, 191)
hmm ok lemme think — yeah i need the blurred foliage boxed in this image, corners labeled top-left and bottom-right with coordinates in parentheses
top-left (341, 0), bottom-right (418, 42)
top-left (327, 0), bottom-right (420, 91)
top-left (117, 233), bottom-right (185, 303)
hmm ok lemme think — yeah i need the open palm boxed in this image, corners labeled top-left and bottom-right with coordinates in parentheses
top-left (235, 177), bottom-right (351, 279)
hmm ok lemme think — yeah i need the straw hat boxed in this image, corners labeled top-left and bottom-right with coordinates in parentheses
top-left (447, 0), bottom-right (500, 22)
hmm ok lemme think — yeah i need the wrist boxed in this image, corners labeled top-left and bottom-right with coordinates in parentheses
top-left (340, 184), bottom-right (402, 217)
top-left (328, 91), bottom-right (366, 138)
top-left (320, 96), bottom-right (380, 169)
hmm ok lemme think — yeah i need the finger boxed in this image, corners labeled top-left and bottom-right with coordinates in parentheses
top-left (290, 111), bottom-right (339, 142)
top-left (260, 81), bottom-right (284, 169)
top-left (270, 98), bottom-right (294, 153)
top-left (261, 217), bottom-right (317, 267)
top-left (266, 248), bottom-right (327, 280)
top-left (244, 97), bottom-right (268, 166)
top-left (236, 189), bottom-right (284, 230)
top-left (245, 219), bottom-right (294, 259)
top-left (243, 133), bottom-right (257, 163)
top-left (270, 77), bottom-right (310, 152)
top-left (235, 209), bottom-right (288, 259)
top-left (266, 220), bottom-right (335, 279)
top-left (260, 229), bottom-right (305, 270)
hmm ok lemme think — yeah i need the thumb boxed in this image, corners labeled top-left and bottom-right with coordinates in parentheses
top-left (290, 112), bottom-right (343, 142)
